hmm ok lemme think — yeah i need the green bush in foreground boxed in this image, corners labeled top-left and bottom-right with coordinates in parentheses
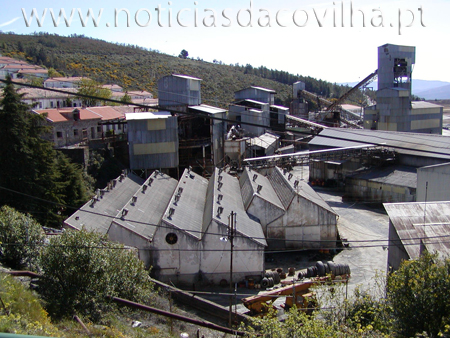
top-left (0, 206), bottom-right (44, 270)
top-left (0, 273), bottom-right (59, 336)
top-left (38, 230), bottom-right (154, 322)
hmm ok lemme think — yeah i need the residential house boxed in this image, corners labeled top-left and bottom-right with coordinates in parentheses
top-left (33, 106), bottom-right (127, 147)
top-left (19, 87), bottom-right (83, 109)
top-left (44, 77), bottom-right (90, 88)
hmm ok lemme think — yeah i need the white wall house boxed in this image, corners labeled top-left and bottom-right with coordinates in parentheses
top-left (44, 77), bottom-right (90, 88)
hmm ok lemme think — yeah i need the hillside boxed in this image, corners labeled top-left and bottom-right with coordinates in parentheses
top-left (416, 83), bottom-right (450, 100)
top-left (0, 32), bottom-right (366, 108)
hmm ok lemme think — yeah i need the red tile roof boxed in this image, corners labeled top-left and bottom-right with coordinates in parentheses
top-left (87, 106), bottom-right (125, 120)
top-left (34, 108), bottom-right (102, 123)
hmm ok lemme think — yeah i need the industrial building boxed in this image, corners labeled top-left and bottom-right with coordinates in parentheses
top-left (126, 111), bottom-right (179, 175)
top-left (344, 165), bottom-right (417, 204)
top-left (364, 44), bottom-right (443, 134)
top-left (157, 74), bottom-right (202, 110)
top-left (64, 170), bottom-right (145, 234)
top-left (308, 128), bottom-right (450, 203)
top-left (153, 74), bottom-right (227, 174)
top-left (228, 99), bottom-right (271, 137)
top-left (416, 163), bottom-right (450, 202)
top-left (240, 167), bottom-right (338, 249)
top-left (229, 86), bottom-right (290, 138)
top-left (384, 201), bottom-right (450, 271)
top-left (64, 164), bottom-right (338, 286)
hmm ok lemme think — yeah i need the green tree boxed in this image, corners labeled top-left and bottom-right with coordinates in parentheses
top-left (387, 252), bottom-right (450, 337)
top-left (0, 76), bottom-right (90, 226)
top-left (0, 206), bottom-right (44, 270)
top-left (38, 230), bottom-right (154, 321)
top-left (120, 92), bottom-right (132, 103)
top-left (0, 76), bottom-right (61, 226)
top-left (178, 49), bottom-right (188, 59)
top-left (47, 67), bottom-right (63, 78)
top-left (54, 152), bottom-right (91, 209)
top-left (76, 79), bottom-right (112, 106)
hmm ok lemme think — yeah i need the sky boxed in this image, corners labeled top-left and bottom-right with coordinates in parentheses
top-left (1, 0), bottom-right (449, 84)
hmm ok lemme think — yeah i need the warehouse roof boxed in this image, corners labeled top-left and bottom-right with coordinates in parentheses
top-left (64, 171), bottom-right (144, 234)
top-left (348, 165), bottom-right (417, 189)
top-left (384, 201), bottom-right (450, 261)
top-left (240, 167), bottom-right (284, 212)
top-left (309, 128), bottom-right (450, 160)
top-left (110, 171), bottom-right (178, 240)
top-left (269, 167), bottom-right (337, 215)
top-left (161, 169), bottom-right (209, 240)
top-left (207, 168), bottom-right (267, 246)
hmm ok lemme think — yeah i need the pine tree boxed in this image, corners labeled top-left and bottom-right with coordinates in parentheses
top-left (0, 76), bottom-right (90, 226)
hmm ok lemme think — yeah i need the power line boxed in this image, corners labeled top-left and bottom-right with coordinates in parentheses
top-left (2, 184), bottom-right (450, 251)
top-left (4, 78), bottom-right (450, 160)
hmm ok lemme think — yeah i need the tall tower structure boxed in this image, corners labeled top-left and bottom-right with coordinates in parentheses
top-left (364, 44), bottom-right (442, 134)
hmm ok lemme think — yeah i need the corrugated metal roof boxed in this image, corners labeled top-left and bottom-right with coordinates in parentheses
top-left (125, 112), bottom-right (172, 120)
top-left (384, 201), bottom-right (450, 260)
top-left (270, 105), bottom-right (289, 110)
top-left (309, 128), bottom-right (450, 160)
top-left (172, 74), bottom-right (202, 81)
top-left (248, 133), bottom-right (279, 149)
top-left (348, 165), bottom-right (417, 188)
top-left (64, 172), bottom-right (144, 234)
top-left (161, 169), bottom-right (209, 240)
top-left (411, 101), bottom-right (443, 109)
top-left (236, 98), bottom-right (267, 106)
top-left (211, 168), bottom-right (267, 246)
top-left (189, 104), bottom-right (227, 114)
top-left (240, 168), bottom-right (284, 211)
top-left (110, 171), bottom-right (178, 240)
top-left (269, 167), bottom-right (337, 215)
top-left (236, 86), bottom-right (276, 94)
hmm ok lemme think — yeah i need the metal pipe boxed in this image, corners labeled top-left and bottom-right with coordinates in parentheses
top-left (73, 315), bottom-right (91, 334)
top-left (110, 296), bottom-right (246, 336)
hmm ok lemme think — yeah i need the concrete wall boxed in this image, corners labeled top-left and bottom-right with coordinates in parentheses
top-left (417, 163), bottom-right (450, 202)
top-left (152, 219), bottom-right (265, 287)
top-left (200, 220), bottom-right (265, 286)
top-left (49, 119), bottom-right (100, 147)
top-left (152, 221), bottom-right (202, 286)
top-left (387, 221), bottom-right (410, 271)
top-left (345, 178), bottom-right (416, 204)
top-left (282, 196), bottom-right (337, 249)
top-left (108, 221), bottom-right (153, 269)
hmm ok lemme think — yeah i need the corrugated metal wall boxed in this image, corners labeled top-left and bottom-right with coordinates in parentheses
top-left (158, 76), bottom-right (201, 107)
top-left (128, 116), bottom-right (179, 170)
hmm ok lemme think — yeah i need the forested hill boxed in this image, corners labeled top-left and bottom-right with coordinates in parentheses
top-left (0, 32), bottom-right (356, 107)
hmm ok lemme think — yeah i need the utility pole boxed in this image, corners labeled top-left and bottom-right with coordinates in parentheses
top-left (227, 211), bottom-right (236, 328)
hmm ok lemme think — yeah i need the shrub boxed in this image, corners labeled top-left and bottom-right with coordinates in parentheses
top-left (38, 230), bottom-right (154, 321)
top-left (0, 206), bottom-right (44, 270)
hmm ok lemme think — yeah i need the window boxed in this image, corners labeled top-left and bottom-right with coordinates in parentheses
top-left (56, 131), bottom-right (63, 138)
top-left (97, 126), bottom-right (101, 132)
top-left (165, 233), bottom-right (178, 245)
top-left (73, 129), bottom-right (78, 136)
